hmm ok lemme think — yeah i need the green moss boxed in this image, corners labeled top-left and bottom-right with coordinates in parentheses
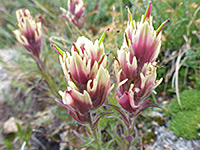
top-left (168, 89), bottom-right (200, 139)
top-left (169, 111), bottom-right (200, 140)
top-left (169, 90), bottom-right (200, 115)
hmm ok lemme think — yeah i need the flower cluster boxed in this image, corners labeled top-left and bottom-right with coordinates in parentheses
top-left (12, 2), bottom-right (170, 148)
top-left (53, 31), bottom-right (113, 124)
top-left (13, 9), bottom-right (42, 58)
top-left (60, 0), bottom-right (85, 29)
top-left (114, 2), bottom-right (169, 116)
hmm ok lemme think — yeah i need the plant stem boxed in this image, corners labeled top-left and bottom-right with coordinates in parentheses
top-left (126, 115), bottom-right (137, 150)
top-left (92, 129), bottom-right (101, 150)
top-left (126, 142), bottom-right (131, 150)
top-left (130, 116), bottom-right (136, 135)
top-left (33, 56), bottom-right (60, 98)
top-left (89, 113), bottom-right (101, 150)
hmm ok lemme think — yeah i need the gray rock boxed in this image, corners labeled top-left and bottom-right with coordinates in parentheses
top-left (153, 126), bottom-right (200, 150)
top-left (0, 49), bottom-right (17, 104)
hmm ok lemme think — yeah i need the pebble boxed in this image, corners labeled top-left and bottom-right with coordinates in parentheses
top-left (153, 126), bottom-right (200, 150)
top-left (3, 117), bottom-right (20, 134)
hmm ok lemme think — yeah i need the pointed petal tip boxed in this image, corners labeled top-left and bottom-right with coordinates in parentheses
top-left (156, 19), bottom-right (170, 36)
top-left (164, 19), bottom-right (170, 24)
top-left (143, 1), bottom-right (152, 22)
top-left (98, 28), bottom-right (109, 46)
top-left (51, 43), bottom-right (64, 57)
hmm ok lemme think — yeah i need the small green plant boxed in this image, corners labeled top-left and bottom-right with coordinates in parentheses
top-left (169, 89), bottom-right (200, 139)
top-left (3, 122), bottom-right (32, 149)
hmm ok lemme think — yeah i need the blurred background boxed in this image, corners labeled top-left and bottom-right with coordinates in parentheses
top-left (0, 0), bottom-right (199, 149)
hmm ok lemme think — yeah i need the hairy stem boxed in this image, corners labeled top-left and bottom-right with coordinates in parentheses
top-left (33, 55), bottom-right (60, 98)
top-left (126, 115), bottom-right (137, 150)
top-left (92, 129), bottom-right (101, 150)
top-left (89, 113), bottom-right (101, 150)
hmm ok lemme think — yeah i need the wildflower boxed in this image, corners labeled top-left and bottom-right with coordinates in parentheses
top-left (53, 31), bottom-right (113, 124)
top-left (115, 2), bottom-right (169, 115)
top-left (13, 9), bottom-right (42, 58)
top-left (124, 2), bottom-right (170, 68)
top-left (60, 0), bottom-right (85, 29)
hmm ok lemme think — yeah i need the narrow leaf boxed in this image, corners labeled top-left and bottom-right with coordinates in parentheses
top-left (76, 139), bottom-right (95, 148)
top-left (92, 111), bottom-right (113, 130)
top-left (105, 104), bottom-right (129, 126)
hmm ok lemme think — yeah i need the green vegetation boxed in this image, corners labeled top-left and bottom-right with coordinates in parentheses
top-left (169, 90), bottom-right (200, 139)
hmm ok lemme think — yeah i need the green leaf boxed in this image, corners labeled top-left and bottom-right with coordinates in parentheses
top-left (102, 139), bottom-right (115, 149)
top-left (76, 139), bottom-right (95, 149)
top-left (73, 130), bottom-right (89, 142)
top-left (92, 111), bottom-right (113, 130)
top-left (105, 104), bottom-right (129, 126)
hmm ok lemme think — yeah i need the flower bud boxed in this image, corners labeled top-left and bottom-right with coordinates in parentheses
top-left (13, 9), bottom-right (42, 58)
top-left (60, 0), bottom-right (85, 29)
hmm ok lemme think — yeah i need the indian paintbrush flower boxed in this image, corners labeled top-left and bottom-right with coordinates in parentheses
top-left (13, 9), bottom-right (42, 58)
top-left (60, 0), bottom-right (85, 29)
top-left (53, 29), bottom-right (113, 124)
top-left (115, 2), bottom-right (169, 116)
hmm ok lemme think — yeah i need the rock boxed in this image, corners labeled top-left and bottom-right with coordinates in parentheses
top-left (3, 117), bottom-right (19, 134)
top-left (0, 49), bottom-right (17, 104)
top-left (153, 126), bottom-right (200, 150)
